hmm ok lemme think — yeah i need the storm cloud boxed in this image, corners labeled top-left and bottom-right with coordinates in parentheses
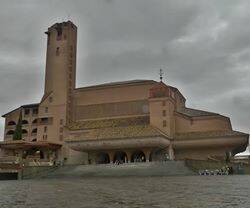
top-left (0, 1), bottom-right (249, 152)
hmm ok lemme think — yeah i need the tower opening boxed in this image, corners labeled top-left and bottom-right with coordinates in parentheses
top-left (55, 24), bottom-right (62, 40)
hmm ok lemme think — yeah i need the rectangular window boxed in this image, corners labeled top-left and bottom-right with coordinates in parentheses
top-left (45, 107), bottom-right (48, 113)
top-left (60, 119), bottom-right (63, 125)
top-left (56, 26), bottom-right (62, 41)
top-left (44, 126), bottom-right (47, 133)
top-left (162, 110), bottom-right (166, 117)
top-left (163, 120), bottom-right (167, 127)
top-left (60, 127), bottom-right (63, 133)
top-left (24, 109), bottom-right (30, 115)
top-left (49, 97), bottom-right (53, 103)
top-left (56, 47), bottom-right (60, 56)
top-left (32, 108), bottom-right (38, 115)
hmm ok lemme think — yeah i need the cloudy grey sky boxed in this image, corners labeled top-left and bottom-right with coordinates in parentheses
top-left (0, 1), bottom-right (249, 149)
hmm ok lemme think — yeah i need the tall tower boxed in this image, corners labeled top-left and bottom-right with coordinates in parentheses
top-left (37, 21), bottom-right (77, 145)
top-left (43, 21), bottom-right (77, 124)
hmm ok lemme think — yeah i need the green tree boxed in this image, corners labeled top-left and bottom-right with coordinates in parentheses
top-left (13, 111), bottom-right (22, 140)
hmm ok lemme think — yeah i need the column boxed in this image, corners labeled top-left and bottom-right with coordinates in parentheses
top-left (143, 149), bottom-right (151, 162)
top-left (108, 151), bottom-right (114, 164)
top-left (168, 144), bottom-right (175, 160)
top-left (126, 151), bottom-right (132, 163)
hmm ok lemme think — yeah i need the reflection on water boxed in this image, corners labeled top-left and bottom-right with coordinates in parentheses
top-left (0, 176), bottom-right (250, 208)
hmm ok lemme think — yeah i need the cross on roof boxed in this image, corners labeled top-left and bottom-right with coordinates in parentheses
top-left (159, 69), bottom-right (163, 82)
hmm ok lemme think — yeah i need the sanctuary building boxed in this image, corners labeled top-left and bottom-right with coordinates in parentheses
top-left (0, 21), bottom-right (248, 165)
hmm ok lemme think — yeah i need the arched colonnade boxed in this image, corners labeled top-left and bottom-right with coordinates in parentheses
top-left (95, 146), bottom-right (174, 164)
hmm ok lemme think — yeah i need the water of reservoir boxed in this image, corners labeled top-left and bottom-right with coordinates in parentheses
top-left (0, 176), bottom-right (249, 208)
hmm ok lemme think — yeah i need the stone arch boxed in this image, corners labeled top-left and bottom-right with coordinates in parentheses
top-left (6, 130), bottom-right (14, 135)
top-left (131, 150), bottom-right (146, 162)
top-left (31, 128), bottom-right (37, 134)
top-left (22, 129), bottom-right (28, 134)
top-left (96, 152), bottom-right (110, 164)
top-left (22, 120), bottom-right (29, 125)
top-left (150, 148), bottom-right (169, 162)
top-left (113, 151), bottom-right (127, 164)
top-left (32, 119), bottom-right (38, 124)
top-left (7, 121), bottom-right (16, 126)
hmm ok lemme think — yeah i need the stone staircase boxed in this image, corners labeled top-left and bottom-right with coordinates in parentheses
top-left (44, 161), bottom-right (195, 178)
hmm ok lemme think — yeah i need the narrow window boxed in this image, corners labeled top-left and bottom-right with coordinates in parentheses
top-left (32, 108), bottom-right (38, 115)
top-left (44, 126), bottom-right (47, 133)
top-left (60, 127), bottom-right (63, 133)
top-left (163, 120), bottom-right (167, 127)
top-left (60, 119), bottom-right (63, 125)
top-left (45, 107), bottom-right (48, 113)
top-left (162, 110), bottom-right (166, 117)
top-left (56, 47), bottom-right (60, 56)
top-left (56, 24), bottom-right (62, 40)
top-left (24, 109), bottom-right (30, 115)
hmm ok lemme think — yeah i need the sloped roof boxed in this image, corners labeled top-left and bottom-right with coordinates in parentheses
top-left (76, 79), bottom-right (157, 91)
top-left (175, 130), bottom-right (249, 140)
top-left (2, 103), bottom-right (39, 117)
top-left (177, 108), bottom-right (219, 117)
top-left (76, 79), bottom-right (186, 101)
top-left (0, 140), bottom-right (62, 149)
top-left (68, 116), bottom-right (163, 141)
top-left (68, 116), bottom-right (150, 130)
top-left (69, 125), bottom-right (162, 141)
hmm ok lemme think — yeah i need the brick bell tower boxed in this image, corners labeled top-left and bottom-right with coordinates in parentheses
top-left (43, 21), bottom-right (77, 124)
top-left (37, 21), bottom-right (77, 145)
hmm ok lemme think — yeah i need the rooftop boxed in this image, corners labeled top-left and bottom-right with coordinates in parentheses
top-left (175, 130), bottom-right (248, 140)
top-left (76, 79), bottom-right (157, 91)
top-left (68, 116), bottom-right (150, 130)
top-left (68, 115), bottom-right (163, 141)
top-left (2, 103), bottom-right (39, 117)
top-left (177, 108), bottom-right (219, 117)
top-left (68, 125), bottom-right (162, 141)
